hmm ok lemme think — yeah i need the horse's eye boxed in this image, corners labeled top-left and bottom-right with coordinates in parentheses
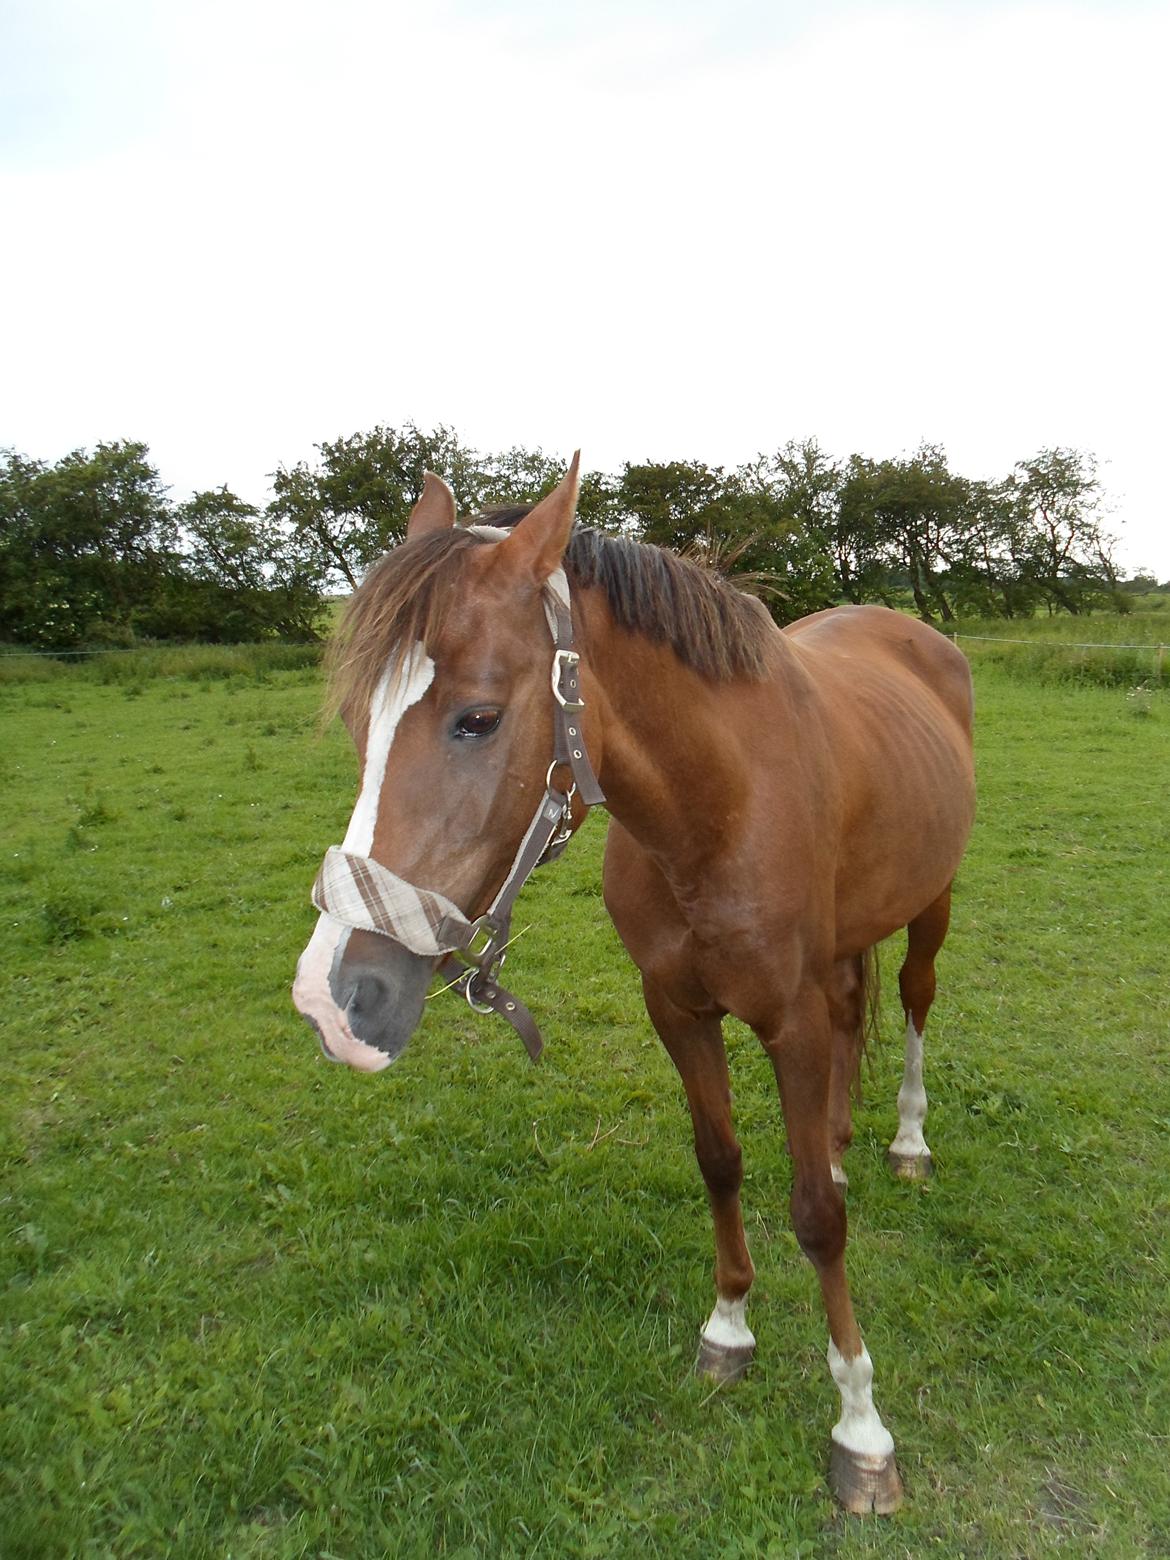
top-left (453, 708), bottom-right (502, 740)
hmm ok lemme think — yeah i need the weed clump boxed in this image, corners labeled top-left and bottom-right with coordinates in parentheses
top-left (77, 796), bottom-right (114, 828)
top-left (1126, 683), bottom-right (1156, 719)
top-left (41, 894), bottom-right (95, 944)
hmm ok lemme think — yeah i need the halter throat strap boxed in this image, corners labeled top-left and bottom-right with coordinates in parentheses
top-left (311, 573), bottom-right (604, 1062)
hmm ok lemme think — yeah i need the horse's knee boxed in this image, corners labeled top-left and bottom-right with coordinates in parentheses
top-left (791, 1173), bottom-right (847, 1268)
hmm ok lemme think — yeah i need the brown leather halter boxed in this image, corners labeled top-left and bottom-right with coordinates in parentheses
top-left (312, 578), bottom-right (604, 1061)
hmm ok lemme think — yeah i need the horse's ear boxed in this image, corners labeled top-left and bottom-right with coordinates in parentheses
top-left (498, 452), bottom-right (580, 584)
top-left (407, 472), bottom-right (457, 538)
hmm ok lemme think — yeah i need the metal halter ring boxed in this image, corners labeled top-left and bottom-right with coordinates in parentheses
top-left (464, 971), bottom-right (499, 1016)
top-left (544, 760), bottom-right (577, 803)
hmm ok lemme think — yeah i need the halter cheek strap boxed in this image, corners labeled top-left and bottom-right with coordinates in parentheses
top-left (310, 574), bottom-right (604, 1062)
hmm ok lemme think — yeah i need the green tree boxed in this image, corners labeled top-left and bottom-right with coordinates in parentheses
top-left (942, 478), bottom-right (1043, 619)
top-left (832, 459), bottom-right (895, 610)
top-left (614, 460), bottom-right (737, 553)
top-left (147, 488), bottom-right (326, 641)
top-left (465, 447), bottom-right (620, 530)
top-left (268, 423), bottom-right (480, 589)
top-left (836, 447), bottom-right (967, 621)
top-left (470, 446), bottom-right (566, 510)
top-left (1012, 448), bottom-right (1119, 614)
top-left (611, 454), bottom-right (836, 623)
top-left (736, 439), bottom-right (841, 619)
top-left (0, 441), bottom-right (173, 645)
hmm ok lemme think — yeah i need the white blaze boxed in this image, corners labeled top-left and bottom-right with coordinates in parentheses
top-left (828, 1341), bottom-right (895, 1458)
top-left (292, 646), bottom-right (435, 1069)
top-left (343, 646), bottom-right (435, 855)
top-left (890, 1017), bottom-right (930, 1161)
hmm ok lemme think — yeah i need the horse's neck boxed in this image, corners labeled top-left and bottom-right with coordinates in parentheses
top-left (581, 594), bottom-right (802, 877)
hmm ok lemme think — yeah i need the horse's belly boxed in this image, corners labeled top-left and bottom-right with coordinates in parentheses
top-left (832, 741), bottom-right (974, 954)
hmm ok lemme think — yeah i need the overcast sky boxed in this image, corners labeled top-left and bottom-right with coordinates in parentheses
top-left (2, 0), bottom-right (1167, 575)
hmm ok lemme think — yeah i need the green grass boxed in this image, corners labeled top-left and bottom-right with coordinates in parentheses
top-left (1, 664), bottom-right (1168, 1556)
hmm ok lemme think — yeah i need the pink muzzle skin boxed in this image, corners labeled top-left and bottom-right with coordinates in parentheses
top-left (292, 914), bottom-right (406, 1072)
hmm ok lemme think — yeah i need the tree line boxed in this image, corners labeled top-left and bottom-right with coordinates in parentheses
top-left (1, 425), bottom-right (1158, 650)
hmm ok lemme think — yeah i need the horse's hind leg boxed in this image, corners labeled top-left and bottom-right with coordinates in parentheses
top-left (641, 975), bottom-right (757, 1385)
top-left (889, 884), bottom-right (952, 1180)
top-left (827, 954), bottom-right (867, 1189)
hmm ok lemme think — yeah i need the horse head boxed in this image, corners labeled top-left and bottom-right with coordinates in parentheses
top-left (292, 455), bottom-right (588, 1070)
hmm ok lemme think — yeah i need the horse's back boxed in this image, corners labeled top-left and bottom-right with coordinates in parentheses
top-left (783, 604), bottom-right (973, 738)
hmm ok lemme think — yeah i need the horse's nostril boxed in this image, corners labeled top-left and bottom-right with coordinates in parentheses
top-left (316, 946), bottom-right (431, 1064)
top-left (347, 973), bottom-right (389, 1022)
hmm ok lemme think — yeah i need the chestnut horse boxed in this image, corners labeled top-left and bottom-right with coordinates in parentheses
top-left (292, 456), bottom-right (975, 1513)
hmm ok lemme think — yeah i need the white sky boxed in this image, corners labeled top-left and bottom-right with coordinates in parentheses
top-left (2, 0), bottom-right (1168, 576)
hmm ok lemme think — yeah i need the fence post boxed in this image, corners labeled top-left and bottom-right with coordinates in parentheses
top-left (1158, 644), bottom-right (1165, 683)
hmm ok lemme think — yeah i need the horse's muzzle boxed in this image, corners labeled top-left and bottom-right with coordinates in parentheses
top-left (333, 938), bottom-right (433, 1060)
top-left (292, 918), bottom-right (433, 1072)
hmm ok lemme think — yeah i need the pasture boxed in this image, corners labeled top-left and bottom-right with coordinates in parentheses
top-left (1, 651), bottom-right (1167, 1556)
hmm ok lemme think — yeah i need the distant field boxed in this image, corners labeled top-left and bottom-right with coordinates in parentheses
top-left (0, 641), bottom-right (323, 686)
top-left (950, 605), bottom-right (1169, 687)
top-left (1, 657), bottom-right (1168, 1556)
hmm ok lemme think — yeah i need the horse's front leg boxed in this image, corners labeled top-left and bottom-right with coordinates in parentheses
top-left (641, 974), bottom-right (756, 1383)
top-left (761, 981), bottom-right (904, 1515)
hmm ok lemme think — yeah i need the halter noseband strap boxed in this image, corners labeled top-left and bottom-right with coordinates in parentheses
top-left (311, 574), bottom-right (604, 1062)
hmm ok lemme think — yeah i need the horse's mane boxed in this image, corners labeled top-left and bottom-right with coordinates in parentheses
top-left (328, 508), bottom-right (774, 724)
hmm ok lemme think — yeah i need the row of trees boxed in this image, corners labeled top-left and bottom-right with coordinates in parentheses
top-left (272, 428), bottom-right (1142, 623)
top-left (1, 426), bottom-right (1156, 649)
top-left (0, 442), bottom-right (324, 647)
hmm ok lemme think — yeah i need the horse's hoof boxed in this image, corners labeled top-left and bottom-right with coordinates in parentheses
top-left (829, 1440), bottom-right (904, 1514)
top-left (887, 1148), bottom-right (932, 1181)
top-left (695, 1334), bottom-right (754, 1385)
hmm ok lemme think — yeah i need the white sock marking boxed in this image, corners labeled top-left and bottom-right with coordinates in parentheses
top-left (293, 644), bottom-right (434, 1070)
top-left (701, 1296), bottom-right (755, 1352)
top-left (890, 1016), bottom-right (930, 1160)
top-left (828, 1341), bottom-right (895, 1458)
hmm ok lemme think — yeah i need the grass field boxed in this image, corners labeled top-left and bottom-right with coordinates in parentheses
top-left (1, 651), bottom-right (1168, 1557)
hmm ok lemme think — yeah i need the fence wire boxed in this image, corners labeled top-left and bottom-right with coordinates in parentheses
top-left (951, 633), bottom-right (1166, 651)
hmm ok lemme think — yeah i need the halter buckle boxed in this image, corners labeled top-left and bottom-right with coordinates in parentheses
top-left (552, 649), bottom-right (585, 712)
top-left (462, 915), bottom-right (503, 965)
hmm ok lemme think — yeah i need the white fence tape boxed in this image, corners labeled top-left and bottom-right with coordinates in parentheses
top-left (951, 633), bottom-right (1166, 651)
